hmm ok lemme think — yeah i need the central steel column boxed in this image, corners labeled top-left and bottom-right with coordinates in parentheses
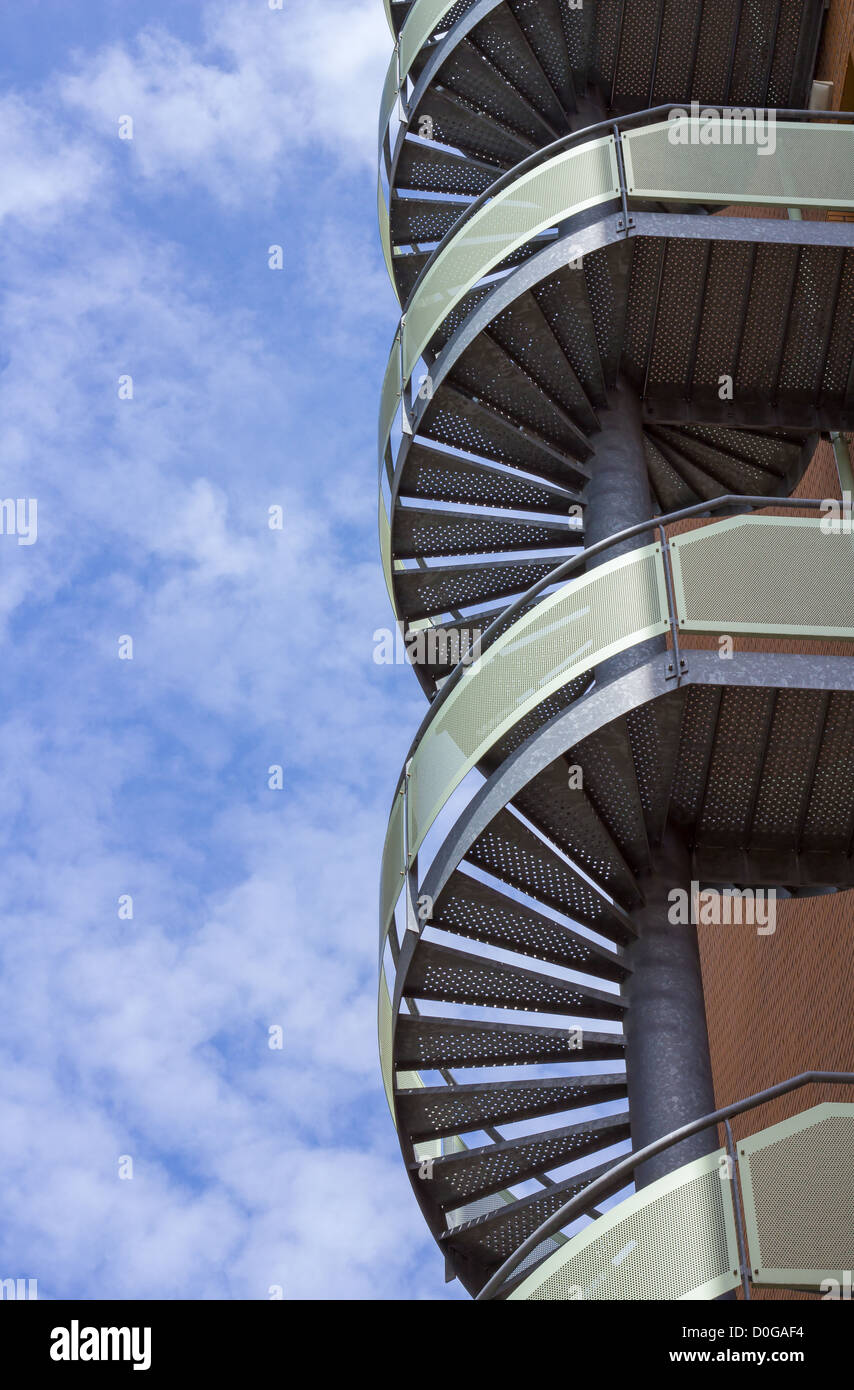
top-left (584, 380), bottom-right (718, 1190)
top-left (585, 378), bottom-right (666, 684)
top-left (623, 830), bottom-right (718, 1189)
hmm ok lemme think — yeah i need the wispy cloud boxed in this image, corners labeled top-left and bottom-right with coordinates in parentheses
top-left (0, 0), bottom-right (440, 1300)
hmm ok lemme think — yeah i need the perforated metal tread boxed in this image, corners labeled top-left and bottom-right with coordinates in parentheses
top-left (440, 1157), bottom-right (626, 1268)
top-left (410, 1111), bottom-right (631, 1207)
top-left (465, 807), bottom-right (637, 944)
top-left (432, 870), bottom-right (630, 981)
top-left (395, 1013), bottom-right (626, 1069)
top-left (404, 939), bottom-right (626, 1019)
top-left (503, 757), bottom-right (643, 909)
top-left (396, 1073), bottom-right (628, 1141)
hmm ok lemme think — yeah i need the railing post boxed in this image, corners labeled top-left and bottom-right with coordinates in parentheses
top-left (403, 760), bottom-right (420, 935)
top-left (725, 1118), bottom-right (752, 1302)
top-left (659, 524), bottom-right (687, 684)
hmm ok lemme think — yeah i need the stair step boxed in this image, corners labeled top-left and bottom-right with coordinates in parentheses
top-left (449, 333), bottom-right (593, 460)
top-left (644, 434), bottom-right (700, 512)
top-left (404, 940), bottom-right (626, 1020)
top-left (395, 138), bottom-right (502, 198)
top-left (506, 0), bottom-right (577, 116)
top-left (751, 691), bottom-right (830, 852)
top-left (395, 1013), bottom-right (626, 1070)
top-left (409, 85), bottom-right (536, 169)
top-left (396, 1073), bottom-right (628, 1141)
top-left (441, 1157), bottom-right (626, 1270)
top-left (487, 293), bottom-right (600, 435)
top-left (392, 505), bottom-right (579, 558)
top-left (412, 1112), bottom-right (631, 1207)
top-left (534, 267), bottom-right (609, 407)
top-left (421, 382), bottom-right (591, 489)
top-left (572, 719), bottom-right (652, 877)
top-left (697, 688), bottom-right (777, 848)
top-left (652, 426), bottom-right (780, 496)
top-left (626, 689), bottom-right (688, 850)
top-left (399, 440), bottom-right (581, 514)
top-left (503, 759), bottom-right (642, 909)
top-left (441, 37), bottom-right (560, 145)
top-left (390, 194), bottom-right (473, 248)
top-left (394, 555), bottom-right (560, 621)
top-left (433, 869), bottom-right (629, 982)
top-left (801, 693), bottom-right (854, 854)
top-left (466, 808), bottom-right (636, 944)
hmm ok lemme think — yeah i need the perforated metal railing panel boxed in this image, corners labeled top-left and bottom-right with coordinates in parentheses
top-left (508, 1149), bottom-right (741, 1301)
top-left (378, 972), bottom-right (395, 1117)
top-left (670, 517), bottom-right (854, 639)
top-left (380, 783), bottom-right (405, 945)
top-left (739, 1103), bottom-right (854, 1288)
top-left (622, 118), bottom-right (854, 209)
top-left (401, 136), bottom-right (620, 380)
top-left (406, 542), bottom-right (669, 857)
top-left (378, 490), bottom-right (395, 608)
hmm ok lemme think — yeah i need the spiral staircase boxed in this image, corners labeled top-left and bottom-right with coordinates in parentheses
top-left (376, 0), bottom-right (854, 1300)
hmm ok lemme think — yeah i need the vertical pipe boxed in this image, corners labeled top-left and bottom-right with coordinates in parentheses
top-left (585, 378), bottom-right (667, 684)
top-left (623, 830), bottom-right (719, 1189)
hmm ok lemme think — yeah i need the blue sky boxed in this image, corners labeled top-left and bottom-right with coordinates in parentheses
top-left (0, 0), bottom-right (451, 1299)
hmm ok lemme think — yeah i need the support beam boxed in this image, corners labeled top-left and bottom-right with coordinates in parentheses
top-left (586, 378), bottom-right (667, 683)
top-left (623, 829), bottom-right (718, 1189)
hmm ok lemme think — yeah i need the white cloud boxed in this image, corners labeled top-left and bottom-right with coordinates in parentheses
top-left (59, 0), bottom-right (390, 201)
top-left (0, 0), bottom-right (442, 1303)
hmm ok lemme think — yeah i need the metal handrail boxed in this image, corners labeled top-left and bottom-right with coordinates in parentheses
top-left (475, 1070), bottom-right (854, 1300)
top-left (385, 494), bottom-right (831, 811)
top-left (386, 105), bottom-right (854, 312)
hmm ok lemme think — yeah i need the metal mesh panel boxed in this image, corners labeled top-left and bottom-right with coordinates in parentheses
top-left (407, 543), bottom-right (669, 857)
top-left (380, 784), bottom-right (406, 943)
top-left (378, 331), bottom-right (402, 468)
top-left (739, 1104), bottom-right (854, 1287)
top-left (378, 175), bottom-right (394, 286)
top-left (378, 972), bottom-right (396, 1118)
top-left (379, 490), bottom-right (395, 607)
top-left (402, 136), bottom-right (619, 379)
top-left (670, 517), bottom-right (854, 639)
top-left (509, 1149), bottom-right (741, 1300)
top-left (622, 119), bottom-right (854, 209)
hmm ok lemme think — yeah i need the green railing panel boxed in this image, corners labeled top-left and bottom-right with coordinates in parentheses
top-left (406, 543), bottom-right (669, 858)
top-left (378, 971), bottom-right (395, 1116)
top-left (379, 490), bottom-right (396, 609)
top-left (383, 0), bottom-right (396, 37)
top-left (380, 780), bottom-right (406, 945)
top-left (379, 49), bottom-right (400, 160)
top-left (401, 135), bottom-right (620, 380)
top-left (670, 516), bottom-right (854, 639)
top-left (378, 174), bottom-right (394, 283)
top-left (508, 1149), bottom-right (741, 1301)
top-left (622, 117), bottom-right (854, 209)
top-left (738, 1103), bottom-right (854, 1289)
top-left (378, 327), bottom-right (402, 467)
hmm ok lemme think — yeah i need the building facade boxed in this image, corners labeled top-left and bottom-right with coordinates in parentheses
top-left (378, 0), bottom-right (854, 1301)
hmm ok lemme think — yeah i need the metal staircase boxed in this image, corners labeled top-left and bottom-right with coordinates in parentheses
top-left (377, 0), bottom-right (854, 1300)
